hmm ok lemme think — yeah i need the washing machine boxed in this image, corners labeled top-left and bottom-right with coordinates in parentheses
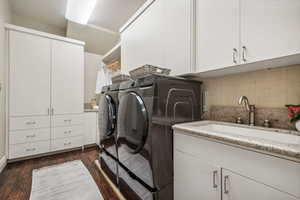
top-left (98, 83), bottom-right (120, 186)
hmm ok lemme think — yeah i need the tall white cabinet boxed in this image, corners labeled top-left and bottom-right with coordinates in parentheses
top-left (6, 25), bottom-right (85, 159)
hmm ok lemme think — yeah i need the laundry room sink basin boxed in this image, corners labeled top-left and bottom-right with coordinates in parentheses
top-left (173, 121), bottom-right (300, 161)
top-left (173, 121), bottom-right (300, 146)
top-left (191, 123), bottom-right (300, 145)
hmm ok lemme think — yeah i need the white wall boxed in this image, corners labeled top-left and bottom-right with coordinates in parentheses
top-left (0, 0), bottom-right (11, 158)
top-left (85, 52), bottom-right (103, 103)
top-left (12, 14), bottom-right (66, 36)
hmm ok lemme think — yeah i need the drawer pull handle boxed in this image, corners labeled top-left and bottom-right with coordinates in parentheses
top-left (64, 130), bottom-right (72, 134)
top-left (26, 148), bottom-right (36, 152)
top-left (64, 142), bottom-right (72, 146)
top-left (232, 48), bottom-right (238, 64)
top-left (26, 121), bottom-right (36, 125)
top-left (64, 119), bottom-right (72, 123)
top-left (224, 175), bottom-right (229, 194)
top-left (213, 170), bottom-right (218, 188)
top-left (26, 134), bottom-right (36, 138)
top-left (242, 46), bottom-right (247, 62)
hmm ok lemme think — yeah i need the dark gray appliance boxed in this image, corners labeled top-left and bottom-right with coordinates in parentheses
top-left (98, 84), bottom-right (120, 186)
top-left (117, 75), bottom-right (201, 200)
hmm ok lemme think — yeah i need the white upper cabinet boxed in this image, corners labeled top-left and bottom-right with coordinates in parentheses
top-left (163, 0), bottom-right (194, 75)
top-left (121, 0), bottom-right (194, 76)
top-left (9, 31), bottom-right (51, 116)
top-left (240, 0), bottom-right (300, 64)
top-left (51, 40), bottom-right (84, 115)
top-left (196, 0), bottom-right (300, 75)
top-left (196, 0), bottom-right (239, 72)
top-left (121, 0), bottom-right (164, 75)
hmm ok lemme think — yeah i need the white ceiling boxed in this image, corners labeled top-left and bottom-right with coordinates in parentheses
top-left (66, 21), bottom-right (120, 55)
top-left (10, 0), bottom-right (68, 29)
top-left (89, 0), bottom-right (146, 31)
top-left (9, 0), bottom-right (146, 54)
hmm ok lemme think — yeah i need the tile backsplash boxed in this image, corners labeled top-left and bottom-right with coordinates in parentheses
top-left (202, 65), bottom-right (300, 108)
top-left (203, 106), bottom-right (294, 130)
top-left (201, 64), bottom-right (300, 130)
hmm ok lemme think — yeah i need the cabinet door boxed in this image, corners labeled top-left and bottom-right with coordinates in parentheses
top-left (196, 0), bottom-right (239, 72)
top-left (121, 0), bottom-right (164, 75)
top-left (222, 169), bottom-right (298, 200)
top-left (96, 113), bottom-right (100, 146)
top-left (174, 150), bottom-right (220, 200)
top-left (84, 112), bottom-right (97, 145)
top-left (9, 31), bottom-right (51, 116)
top-left (51, 40), bottom-right (84, 115)
top-left (241, 0), bottom-right (300, 64)
top-left (163, 0), bottom-right (194, 75)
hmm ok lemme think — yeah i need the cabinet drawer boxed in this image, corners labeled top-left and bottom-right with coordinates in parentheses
top-left (52, 125), bottom-right (83, 139)
top-left (9, 141), bottom-right (50, 159)
top-left (9, 116), bottom-right (50, 130)
top-left (9, 128), bottom-right (50, 145)
top-left (52, 114), bottom-right (83, 127)
top-left (51, 136), bottom-right (83, 151)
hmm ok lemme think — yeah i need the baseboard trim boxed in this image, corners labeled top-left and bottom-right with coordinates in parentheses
top-left (0, 155), bottom-right (7, 174)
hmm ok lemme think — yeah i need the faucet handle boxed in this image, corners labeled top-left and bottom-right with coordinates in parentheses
top-left (249, 104), bottom-right (256, 111)
top-left (235, 117), bottom-right (244, 124)
top-left (263, 119), bottom-right (271, 128)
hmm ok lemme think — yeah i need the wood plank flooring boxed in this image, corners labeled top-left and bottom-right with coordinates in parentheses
top-left (0, 147), bottom-right (119, 200)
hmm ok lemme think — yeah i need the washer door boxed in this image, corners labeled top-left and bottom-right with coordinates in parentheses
top-left (99, 94), bottom-right (117, 137)
top-left (118, 91), bottom-right (148, 154)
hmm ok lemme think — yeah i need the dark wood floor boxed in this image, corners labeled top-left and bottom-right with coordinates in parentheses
top-left (0, 147), bottom-right (119, 200)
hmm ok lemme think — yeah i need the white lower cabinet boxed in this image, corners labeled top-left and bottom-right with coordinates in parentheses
top-left (9, 128), bottom-right (50, 145)
top-left (51, 136), bottom-right (83, 152)
top-left (52, 125), bottom-right (83, 139)
top-left (9, 141), bottom-right (50, 159)
top-left (222, 169), bottom-right (298, 200)
top-left (50, 114), bottom-right (84, 151)
top-left (84, 112), bottom-right (97, 145)
top-left (174, 150), bottom-right (220, 200)
top-left (174, 132), bottom-right (300, 200)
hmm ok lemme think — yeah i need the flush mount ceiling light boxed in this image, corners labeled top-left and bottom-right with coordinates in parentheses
top-left (65, 0), bottom-right (97, 25)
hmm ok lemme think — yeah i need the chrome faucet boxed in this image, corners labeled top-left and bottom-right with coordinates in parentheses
top-left (238, 96), bottom-right (255, 126)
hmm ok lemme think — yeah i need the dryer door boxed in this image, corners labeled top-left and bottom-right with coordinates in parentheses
top-left (118, 91), bottom-right (148, 154)
top-left (98, 94), bottom-right (117, 157)
top-left (117, 90), bottom-right (155, 189)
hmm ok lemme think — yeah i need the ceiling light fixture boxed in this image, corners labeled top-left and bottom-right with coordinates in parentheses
top-left (65, 0), bottom-right (97, 25)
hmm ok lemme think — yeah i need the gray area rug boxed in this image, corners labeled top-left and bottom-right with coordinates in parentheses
top-left (30, 160), bottom-right (103, 200)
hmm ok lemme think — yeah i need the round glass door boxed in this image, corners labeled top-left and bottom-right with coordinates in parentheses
top-left (98, 94), bottom-right (117, 137)
top-left (118, 92), bottom-right (148, 154)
